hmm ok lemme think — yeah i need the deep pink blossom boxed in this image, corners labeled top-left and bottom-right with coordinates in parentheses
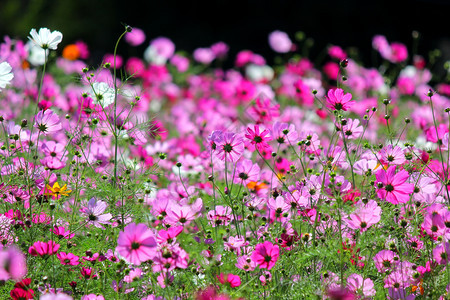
top-left (326, 88), bottom-right (354, 111)
top-left (245, 125), bottom-right (272, 153)
top-left (251, 241), bottom-right (280, 270)
top-left (375, 166), bottom-right (414, 204)
top-left (28, 240), bottom-right (60, 257)
top-left (217, 273), bottom-right (241, 288)
top-left (57, 252), bottom-right (80, 266)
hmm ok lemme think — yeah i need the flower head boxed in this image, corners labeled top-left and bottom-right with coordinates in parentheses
top-left (116, 223), bottom-right (157, 265)
top-left (215, 132), bottom-right (244, 162)
top-left (251, 241), bottom-right (280, 270)
top-left (90, 82), bottom-right (115, 108)
top-left (34, 109), bottom-right (62, 135)
top-left (268, 31), bottom-right (292, 53)
top-left (80, 198), bottom-right (112, 229)
top-left (326, 88), bottom-right (354, 111)
top-left (28, 28), bottom-right (63, 50)
top-left (0, 62), bottom-right (14, 90)
top-left (45, 182), bottom-right (71, 199)
top-left (375, 166), bottom-right (414, 204)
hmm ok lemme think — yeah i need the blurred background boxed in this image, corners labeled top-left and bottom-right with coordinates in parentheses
top-left (0, 0), bottom-right (449, 71)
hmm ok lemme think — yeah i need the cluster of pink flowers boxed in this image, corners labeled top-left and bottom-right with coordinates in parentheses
top-left (0, 25), bottom-right (450, 299)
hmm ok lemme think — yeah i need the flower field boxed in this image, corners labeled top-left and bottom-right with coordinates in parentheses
top-left (0, 25), bottom-right (450, 299)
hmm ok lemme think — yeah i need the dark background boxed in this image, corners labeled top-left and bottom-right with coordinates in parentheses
top-left (0, 0), bottom-right (449, 70)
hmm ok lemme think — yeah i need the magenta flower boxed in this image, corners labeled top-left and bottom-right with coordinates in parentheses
top-left (325, 88), bottom-right (354, 111)
top-left (433, 242), bottom-right (450, 265)
top-left (215, 132), bottom-right (244, 162)
top-left (251, 241), bottom-right (280, 270)
top-left (51, 226), bottom-right (74, 239)
top-left (375, 166), bottom-right (414, 204)
top-left (245, 125), bottom-right (272, 153)
top-left (217, 273), bottom-right (241, 288)
top-left (34, 109), bottom-right (62, 135)
top-left (80, 198), bottom-right (112, 229)
top-left (116, 223), bottom-right (157, 265)
top-left (28, 240), bottom-right (60, 257)
top-left (57, 252), bottom-right (80, 266)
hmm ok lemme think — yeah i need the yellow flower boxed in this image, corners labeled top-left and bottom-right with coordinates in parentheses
top-left (45, 182), bottom-right (72, 199)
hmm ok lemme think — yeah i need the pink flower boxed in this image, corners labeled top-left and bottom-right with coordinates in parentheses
top-left (211, 42), bottom-right (229, 59)
top-left (323, 62), bottom-right (340, 80)
top-left (34, 109), bottom-right (62, 135)
top-left (379, 145), bottom-right (406, 165)
top-left (79, 198), bottom-right (112, 229)
top-left (235, 255), bottom-right (257, 272)
top-left (267, 196), bottom-right (291, 215)
top-left (233, 159), bottom-right (260, 185)
top-left (375, 166), bottom-right (414, 204)
top-left (338, 118), bottom-right (363, 140)
top-left (217, 273), bottom-right (241, 288)
top-left (373, 250), bottom-right (397, 273)
top-left (102, 53), bottom-right (123, 68)
top-left (433, 242), bottom-right (450, 265)
top-left (215, 132), bottom-right (244, 162)
top-left (170, 54), bottom-right (189, 72)
top-left (251, 241), bottom-right (280, 270)
top-left (268, 30), bottom-right (292, 53)
top-left (0, 246), bottom-right (27, 281)
top-left (207, 206), bottom-right (233, 227)
top-left (125, 27), bottom-right (146, 46)
top-left (193, 48), bottom-right (215, 64)
top-left (116, 223), bottom-right (157, 265)
top-left (328, 45), bottom-right (347, 60)
top-left (81, 295), bottom-right (105, 300)
top-left (345, 200), bottom-right (381, 232)
top-left (57, 252), bottom-right (80, 266)
top-left (326, 88), bottom-right (354, 111)
top-left (245, 125), bottom-right (272, 153)
top-left (389, 43), bottom-right (408, 63)
top-left (28, 240), bottom-right (60, 257)
top-left (346, 273), bottom-right (376, 297)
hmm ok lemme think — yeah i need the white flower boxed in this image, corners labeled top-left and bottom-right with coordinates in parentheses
top-left (245, 64), bottom-right (274, 82)
top-left (27, 42), bottom-right (47, 66)
top-left (90, 82), bottom-right (115, 108)
top-left (0, 62), bottom-right (14, 90)
top-left (28, 28), bottom-right (63, 50)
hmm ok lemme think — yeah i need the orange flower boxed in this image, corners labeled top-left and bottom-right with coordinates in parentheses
top-left (62, 44), bottom-right (80, 61)
top-left (247, 181), bottom-right (268, 193)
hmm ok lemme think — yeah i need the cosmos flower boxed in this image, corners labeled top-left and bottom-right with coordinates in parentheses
top-left (28, 28), bottom-right (63, 50)
top-left (251, 241), bottom-right (280, 270)
top-left (79, 198), bottom-right (112, 229)
top-left (0, 62), bottom-right (14, 90)
top-left (326, 88), bottom-right (355, 111)
top-left (375, 166), bottom-right (414, 204)
top-left (116, 223), bottom-right (157, 265)
top-left (90, 82), bottom-right (115, 108)
top-left (34, 109), bottom-right (62, 135)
